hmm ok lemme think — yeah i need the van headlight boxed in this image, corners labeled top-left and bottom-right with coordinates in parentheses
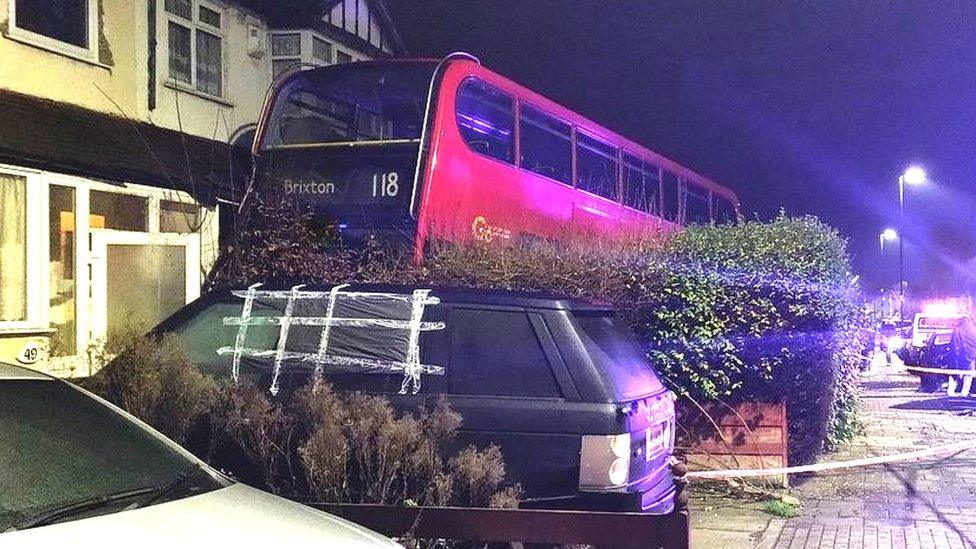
top-left (579, 433), bottom-right (631, 489)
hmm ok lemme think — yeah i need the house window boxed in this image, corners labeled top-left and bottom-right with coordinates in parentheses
top-left (9, 0), bottom-right (97, 57)
top-left (166, 0), bottom-right (224, 97)
top-left (160, 200), bottom-right (201, 233)
top-left (336, 50), bottom-right (353, 64)
top-left (0, 174), bottom-right (27, 322)
top-left (90, 191), bottom-right (148, 231)
top-left (271, 32), bottom-right (302, 78)
top-left (270, 31), bottom-right (336, 79)
top-left (312, 36), bottom-right (333, 64)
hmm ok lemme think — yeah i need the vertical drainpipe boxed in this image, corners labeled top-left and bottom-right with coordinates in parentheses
top-left (147, 0), bottom-right (157, 111)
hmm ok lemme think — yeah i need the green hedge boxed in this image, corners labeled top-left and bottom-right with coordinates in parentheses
top-left (210, 195), bottom-right (867, 463)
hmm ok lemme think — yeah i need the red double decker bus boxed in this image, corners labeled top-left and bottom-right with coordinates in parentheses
top-left (253, 53), bottom-right (739, 258)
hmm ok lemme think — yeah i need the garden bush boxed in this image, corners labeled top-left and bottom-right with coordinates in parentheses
top-left (209, 192), bottom-right (868, 464)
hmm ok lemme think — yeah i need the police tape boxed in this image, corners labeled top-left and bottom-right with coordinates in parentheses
top-left (686, 439), bottom-right (976, 479)
top-left (902, 365), bottom-right (976, 376)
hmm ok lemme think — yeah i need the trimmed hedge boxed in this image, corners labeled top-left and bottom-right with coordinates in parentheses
top-left (210, 194), bottom-right (867, 463)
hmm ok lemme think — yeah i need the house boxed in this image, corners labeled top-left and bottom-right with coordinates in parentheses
top-left (0, 0), bottom-right (405, 375)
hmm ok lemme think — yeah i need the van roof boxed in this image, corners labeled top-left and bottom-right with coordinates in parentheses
top-left (209, 283), bottom-right (613, 312)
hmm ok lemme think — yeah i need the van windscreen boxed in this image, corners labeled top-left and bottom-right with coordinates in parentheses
top-left (572, 312), bottom-right (666, 401)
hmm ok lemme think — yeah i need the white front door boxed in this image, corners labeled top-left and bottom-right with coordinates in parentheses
top-left (90, 231), bottom-right (201, 344)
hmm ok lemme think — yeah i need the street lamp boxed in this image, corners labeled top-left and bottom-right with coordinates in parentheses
top-left (880, 228), bottom-right (898, 252)
top-left (897, 166), bottom-right (926, 320)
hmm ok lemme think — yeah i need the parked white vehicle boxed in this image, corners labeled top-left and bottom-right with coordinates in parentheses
top-left (0, 362), bottom-right (399, 548)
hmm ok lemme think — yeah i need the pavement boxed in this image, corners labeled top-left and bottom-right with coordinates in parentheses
top-left (691, 363), bottom-right (976, 548)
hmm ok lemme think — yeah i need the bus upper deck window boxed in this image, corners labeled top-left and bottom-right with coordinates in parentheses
top-left (623, 155), bottom-right (660, 214)
top-left (456, 78), bottom-right (515, 164)
top-left (662, 172), bottom-right (680, 223)
top-left (714, 197), bottom-right (738, 224)
top-left (576, 132), bottom-right (619, 201)
top-left (261, 63), bottom-right (435, 148)
top-left (682, 183), bottom-right (711, 225)
top-left (519, 104), bottom-right (572, 185)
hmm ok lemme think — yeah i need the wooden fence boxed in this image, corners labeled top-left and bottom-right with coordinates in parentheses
top-left (677, 401), bottom-right (789, 486)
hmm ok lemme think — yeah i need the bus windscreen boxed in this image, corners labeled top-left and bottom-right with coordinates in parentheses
top-left (260, 62), bottom-right (437, 148)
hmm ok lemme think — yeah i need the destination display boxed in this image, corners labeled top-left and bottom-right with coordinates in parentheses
top-left (268, 143), bottom-right (419, 215)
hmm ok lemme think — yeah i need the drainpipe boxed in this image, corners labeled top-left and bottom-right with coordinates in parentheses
top-left (147, 0), bottom-right (156, 111)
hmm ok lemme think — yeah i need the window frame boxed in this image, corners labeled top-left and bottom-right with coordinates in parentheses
top-left (447, 307), bottom-right (565, 400)
top-left (447, 82), bottom-right (718, 222)
top-left (0, 168), bottom-right (46, 332)
top-left (6, 0), bottom-right (100, 64)
top-left (164, 0), bottom-right (226, 99)
top-left (712, 195), bottom-right (739, 225)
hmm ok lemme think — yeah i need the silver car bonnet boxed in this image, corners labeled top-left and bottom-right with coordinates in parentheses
top-left (2, 482), bottom-right (399, 548)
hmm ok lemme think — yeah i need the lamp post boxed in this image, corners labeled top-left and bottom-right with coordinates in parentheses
top-left (897, 166), bottom-right (926, 320)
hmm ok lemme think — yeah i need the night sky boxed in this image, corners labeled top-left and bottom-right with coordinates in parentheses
top-left (388, 0), bottom-right (976, 295)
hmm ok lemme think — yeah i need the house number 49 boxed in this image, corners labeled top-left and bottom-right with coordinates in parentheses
top-left (18, 342), bottom-right (40, 365)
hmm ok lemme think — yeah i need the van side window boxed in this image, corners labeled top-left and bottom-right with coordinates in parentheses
top-left (576, 132), bottom-right (619, 201)
top-left (456, 78), bottom-right (516, 163)
top-left (450, 309), bottom-right (562, 398)
top-left (519, 104), bottom-right (573, 185)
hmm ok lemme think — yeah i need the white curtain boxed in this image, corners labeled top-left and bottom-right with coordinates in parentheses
top-left (0, 174), bottom-right (27, 321)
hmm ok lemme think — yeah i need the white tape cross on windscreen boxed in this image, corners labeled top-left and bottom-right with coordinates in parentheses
top-left (313, 283), bottom-right (348, 384)
top-left (218, 285), bottom-right (445, 395)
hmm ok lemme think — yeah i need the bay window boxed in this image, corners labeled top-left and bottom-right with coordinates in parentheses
top-left (270, 30), bottom-right (338, 78)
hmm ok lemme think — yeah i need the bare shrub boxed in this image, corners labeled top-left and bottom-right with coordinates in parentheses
top-left (294, 383), bottom-right (349, 502)
top-left (214, 381), bottom-right (299, 496)
top-left (295, 383), bottom-right (516, 508)
top-left (85, 333), bottom-right (215, 446)
top-left (448, 444), bottom-right (513, 508)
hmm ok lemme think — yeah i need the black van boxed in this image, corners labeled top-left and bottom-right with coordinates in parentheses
top-left (154, 284), bottom-right (678, 514)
